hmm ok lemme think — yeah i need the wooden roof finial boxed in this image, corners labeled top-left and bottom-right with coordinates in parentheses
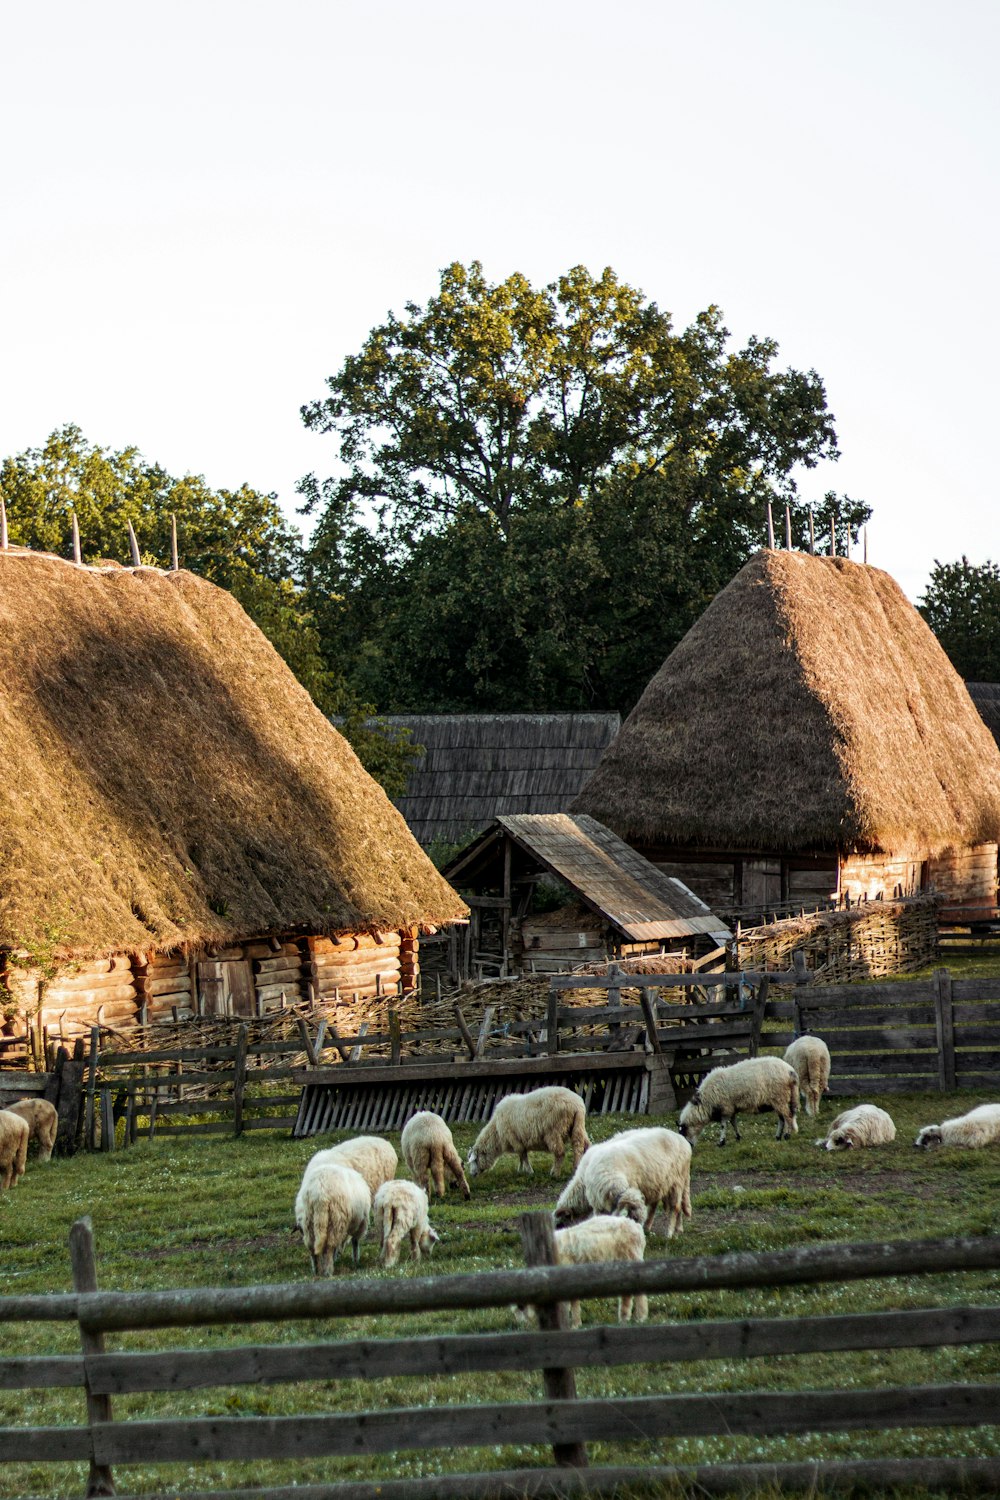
top-left (830, 518), bottom-right (836, 558)
top-left (784, 504), bottom-right (792, 550)
top-left (71, 511), bottom-right (82, 565)
top-left (127, 519), bottom-right (141, 567)
top-left (0, 496), bottom-right (7, 551)
top-left (766, 501), bottom-right (775, 549)
top-left (864, 524), bottom-right (868, 564)
top-left (808, 505), bottom-right (815, 554)
top-left (170, 513), bottom-right (179, 571)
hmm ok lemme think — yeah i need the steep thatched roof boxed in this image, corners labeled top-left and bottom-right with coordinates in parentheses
top-left (379, 713), bottom-right (621, 846)
top-left (0, 551), bottom-right (466, 960)
top-left (573, 551), bottom-right (1000, 857)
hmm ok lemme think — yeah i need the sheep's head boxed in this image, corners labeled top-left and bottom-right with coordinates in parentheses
top-left (419, 1225), bottom-right (441, 1255)
top-left (466, 1147), bottom-right (482, 1177)
top-left (678, 1097), bottom-right (707, 1144)
top-left (614, 1187), bottom-right (647, 1224)
top-left (914, 1125), bottom-right (943, 1149)
top-left (825, 1127), bottom-right (858, 1151)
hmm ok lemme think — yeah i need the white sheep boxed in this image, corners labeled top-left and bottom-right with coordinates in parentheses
top-left (678, 1056), bottom-right (800, 1145)
top-left (373, 1179), bottom-right (440, 1266)
top-left (401, 1111), bottom-right (471, 1199)
top-left (783, 1035), bottom-right (831, 1117)
top-left (294, 1161), bottom-right (371, 1275)
top-left (914, 1103), bottom-right (1000, 1150)
top-left (817, 1103), bottom-right (896, 1151)
top-left (555, 1126), bottom-right (692, 1238)
top-left (553, 1214), bottom-right (649, 1327)
top-left (467, 1086), bottom-right (589, 1178)
top-left (0, 1109), bottom-right (29, 1190)
top-left (3, 1098), bottom-right (58, 1161)
top-left (305, 1135), bottom-right (398, 1197)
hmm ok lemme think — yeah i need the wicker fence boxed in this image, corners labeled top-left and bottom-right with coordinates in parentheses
top-left (734, 895), bottom-right (939, 982)
top-left (2, 1216), bottom-right (999, 1499)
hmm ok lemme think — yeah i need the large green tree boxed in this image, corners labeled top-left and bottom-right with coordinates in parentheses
top-left (301, 262), bottom-right (869, 713)
top-left (919, 557), bottom-right (1000, 682)
top-left (0, 426), bottom-right (418, 793)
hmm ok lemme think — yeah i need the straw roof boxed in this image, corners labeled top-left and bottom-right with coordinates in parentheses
top-left (573, 550), bottom-right (1000, 857)
top-left (967, 683), bottom-right (1000, 750)
top-left (379, 712), bottom-right (621, 845)
top-left (0, 551), bottom-right (466, 960)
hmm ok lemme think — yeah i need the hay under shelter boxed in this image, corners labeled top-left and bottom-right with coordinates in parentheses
top-left (573, 550), bottom-right (1000, 920)
top-left (0, 548), bottom-right (466, 1043)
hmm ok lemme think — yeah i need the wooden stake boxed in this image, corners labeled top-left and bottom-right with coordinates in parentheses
top-left (766, 501), bottom-right (775, 549)
top-left (127, 519), bottom-right (141, 567)
top-left (518, 1212), bottom-right (587, 1470)
top-left (808, 506), bottom-right (815, 554)
top-left (0, 496), bottom-right (7, 550)
top-left (830, 519), bottom-right (836, 557)
top-left (864, 524), bottom-right (869, 564)
top-left (72, 511), bottom-right (82, 565)
top-left (69, 1218), bottom-right (117, 1497)
top-left (784, 504), bottom-right (792, 550)
top-left (170, 512), bottom-right (179, 570)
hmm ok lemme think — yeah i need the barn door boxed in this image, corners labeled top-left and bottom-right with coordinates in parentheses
top-left (742, 859), bottom-right (782, 914)
top-left (196, 959), bottom-right (256, 1017)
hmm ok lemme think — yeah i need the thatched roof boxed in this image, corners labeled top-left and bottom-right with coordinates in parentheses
top-left (380, 713), bottom-right (621, 846)
top-left (0, 550), bottom-right (466, 960)
top-left (573, 550), bottom-right (1000, 857)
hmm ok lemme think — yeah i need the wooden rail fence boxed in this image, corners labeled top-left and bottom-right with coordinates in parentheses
top-left (2, 1217), bottom-right (999, 1498)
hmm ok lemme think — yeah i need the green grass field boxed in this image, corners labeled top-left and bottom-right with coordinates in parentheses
top-left (2, 1083), bottom-right (1000, 1500)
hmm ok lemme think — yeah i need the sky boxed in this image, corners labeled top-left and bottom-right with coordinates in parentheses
top-left (2, 0), bottom-right (997, 604)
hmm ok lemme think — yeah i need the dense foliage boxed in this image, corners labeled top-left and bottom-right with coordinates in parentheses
top-left (919, 556), bottom-right (1000, 682)
top-left (301, 261), bottom-right (869, 714)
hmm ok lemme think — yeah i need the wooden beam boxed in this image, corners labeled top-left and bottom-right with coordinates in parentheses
top-left (69, 1218), bottom-right (116, 1497)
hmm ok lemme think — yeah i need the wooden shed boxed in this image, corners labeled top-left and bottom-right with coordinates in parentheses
top-left (572, 550), bottom-right (1000, 921)
top-left (443, 813), bottom-right (731, 977)
top-left (379, 713), bottom-right (621, 847)
top-left (0, 548), bottom-right (467, 1047)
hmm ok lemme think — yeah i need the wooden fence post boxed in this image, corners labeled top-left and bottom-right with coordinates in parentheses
top-left (607, 963), bottom-right (622, 1036)
top-left (518, 1211), bottom-right (587, 1471)
top-left (547, 983), bottom-right (559, 1056)
top-left (85, 1026), bottom-right (100, 1151)
top-left (69, 1216), bottom-right (116, 1497)
top-left (934, 968), bottom-right (956, 1092)
top-left (233, 1024), bottom-right (248, 1136)
top-left (474, 1004), bottom-right (495, 1061)
top-left (389, 1009), bottom-right (402, 1066)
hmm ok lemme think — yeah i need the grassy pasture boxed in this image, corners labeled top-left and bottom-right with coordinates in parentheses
top-left (2, 1091), bottom-right (1000, 1500)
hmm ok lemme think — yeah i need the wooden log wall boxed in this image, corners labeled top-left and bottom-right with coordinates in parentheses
top-left (928, 842), bottom-right (998, 912)
top-left (133, 952), bottom-right (194, 1023)
top-left (22, 958), bottom-right (139, 1044)
top-left (245, 940), bottom-right (306, 1012)
top-left (307, 931), bottom-right (403, 1004)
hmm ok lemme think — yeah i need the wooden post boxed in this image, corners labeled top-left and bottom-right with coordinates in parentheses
top-left (474, 1004), bottom-right (495, 1060)
top-left (69, 1217), bottom-right (117, 1497)
top-left (501, 837), bottom-right (513, 976)
top-left (830, 518), bottom-right (836, 557)
top-left (72, 510), bottom-right (82, 564)
top-left (766, 500), bottom-right (775, 549)
top-left (85, 1026), bottom-right (100, 1150)
top-left (127, 519), bottom-right (141, 567)
top-left (389, 1009), bottom-right (402, 1066)
top-left (934, 968), bottom-right (956, 1091)
top-left (453, 1003), bottom-right (477, 1060)
top-left (784, 504), bottom-right (792, 550)
top-left (808, 504), bottom-right (815, 554)
top-left (100, 1089), bottom-right (114, 1151)
top-left (606, 962), bottom-right (622, 1037)
top-left (349, 1021), bottom-right (368, 1064)
top-left (518, 1211), bottom-right (587, 1470)
top-left (547, 983), bottom-right (559, 1055)
top-left (0, 495), bottom-right (7, 550)
top-left (313, 1018), bottom-right (328, 1060)
top-left (297, 1018), bottom-right (318, 1067)
top-left (638, 989), bottom-right (662, 1054)
top-left (233, 1023), bottom-right (248, 1135)
top-left (864, 524), bottom-right (868, 564)
top-left (170, 512), bottom-right (179, 570)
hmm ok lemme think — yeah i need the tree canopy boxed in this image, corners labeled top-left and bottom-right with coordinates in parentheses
top-left (301, 261), bottom-right (869, 714)
top-left (919, 557), bottom-right (1000, 682)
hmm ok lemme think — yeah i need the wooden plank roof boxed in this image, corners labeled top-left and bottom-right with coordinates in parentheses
top-left (968, 683), bottom-right (1000, 748)
top-left (448, 813), bottom-right (732, 944)
top-left (381, 714), bottom-right (621, 846)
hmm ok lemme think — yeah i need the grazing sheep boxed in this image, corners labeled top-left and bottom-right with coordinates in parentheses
top-left (402, 1111), bottom-right (471, 1199)
top-left (306, 1135), bottom-right (398, 1197)
top-left (678, 1057), bottom-right (799, 1146)
top-left (294, 1161), bottom-right (371, 1275)
top-left (783, 1036), bottom-right (831, 1117)
top-left (914, 1103), bottom-right (1000, 1150)
top-left (555, 1126), bottom-right (692, 1238)
top-left (467, 1086), bottom-right (589, 1178)
top-left (554, 1213), bottom-right (649, 1326)
top-left (0, 1109), bottom-right (31, 1189)
top-left (4, 1098), bottom-right (58, 1161)
top-left (817, 1103), bottom-right (896, 1151)
top-left (373, 1179), bottom-right (440, 1267)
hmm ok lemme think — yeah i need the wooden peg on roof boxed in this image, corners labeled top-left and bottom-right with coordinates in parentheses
top-left (127, 519), bottom-right (141, 567)
top-left (830, 519), bottom-right (836, 558)
top-left (808, 505), bottom-right (815, 554)
top-left (864, 525), bottom-right (868, 564)
top-left (170, 513), bottom-right (179, 571)
top-left (766, 501), bottom-right (775, 549)
top-left (71, 511), bottom-right (82, 565)
top-left (0, 496), bottom-right (7, 551)
top-left (784, 505), bottom-right (792, 550)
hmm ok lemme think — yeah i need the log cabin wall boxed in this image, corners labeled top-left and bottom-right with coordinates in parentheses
top-left (637, 848), bottom-right (837, 915)
top-left (926, 842), bottom-right (998, 912)
top-left (307, 930), bottom-right (404, 1004)
top-left (837, 852), bottom-right (926, 904)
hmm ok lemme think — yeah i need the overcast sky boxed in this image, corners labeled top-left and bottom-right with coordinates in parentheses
top-left (2, 0), bottom-right (996, 603)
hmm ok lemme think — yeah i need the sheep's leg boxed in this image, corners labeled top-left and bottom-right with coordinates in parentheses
top-left (519, 1152), bottom-right (533, 1175)
top-left (731, 1113), bottom-right (741, 1141)
top-left (410, 1229), bottom-right (421, 1264)
top-left (351, 1235), bottom-right (362, 1268)
top-left (549, 1141), bottom-right (565, 1177)
top-left (634, 1293), bottom-right (649, 1323)
top-left (619, 1293), bottom-right (633, 1323)
top-left (432, 1153), bottom-right (446, 1198)
top-left (717, 1117), bottom-right (729, 1146)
